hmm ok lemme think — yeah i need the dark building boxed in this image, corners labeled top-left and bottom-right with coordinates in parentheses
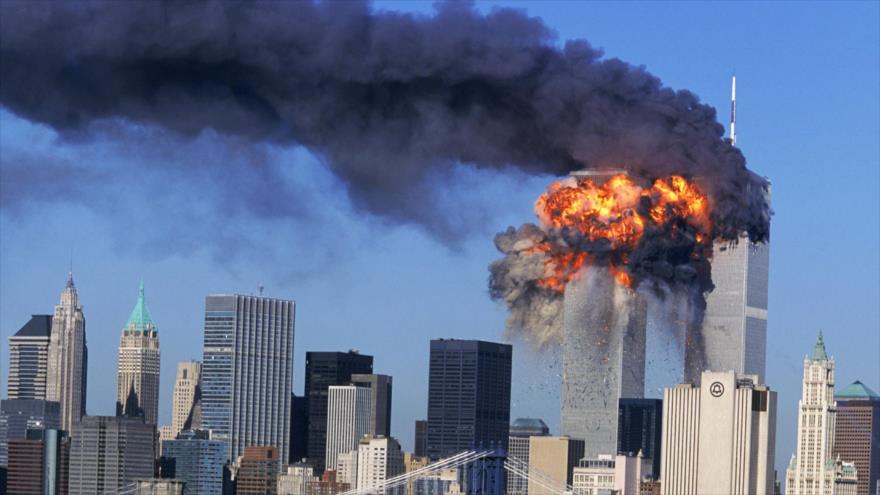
top-left (618, 398), bottom-right (662, 478)
top-left (6, 428), bottom-right (68, 495)
top-left (304, 351), bottom-right (373, 473)
top-left (290, 393), bottom-right (309, 463)
top-left (0, 399), bottom-right (60, 467)
top-left (68, 415), bottom-right (155, 494)
top-left (414, 420), bottom-right (428, 457)
top-left (426, 339), bottom-right (512, 460)
top-left (351, 374), bottom-right (393, 437)
top-left (7, 315), bottom-right (52, 400)
top-left (833, 381), bottom-right (880, 495)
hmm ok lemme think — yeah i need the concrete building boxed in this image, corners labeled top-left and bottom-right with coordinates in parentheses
top-left (661, 371), bottom-right (776, 495)
top-left (834, 381), bottom-right (880, 495)
top-left (68, 415), bottom-right (156, 494)
top-left (336, 450), bottom-right (358, 486)
top-left (305, 351), bottom-right (373, 473)
top-left (161, 430), bottom-right (227, 495)
top-left (116, 282), bottom-right (161, 425)
top-left (572, 453), bottom-right (652, 495)
top-left (6, 428), bottom-right (68, 495)
top-left (561, 264), bottom-right (646, 461)
top-left (618, 399), bottom-right (662, 478)
top-left (7, 315), bottom-right (52, 400)
top-left (134, 479), bottom-right (187, 495)
top-left (236, 446), bottom-right (279, 495)
top-left (507, 418), bottom-right (550, 495)
top-left (279, 463), bottom-right (317, 495)
top-left (172, 361), bottom-right (201, 438)
top-left (325, 385), bottom-right (371, 472)
top-left (527, 436), bottom-right (585, 495)
top-left (426, 339), bottom-right (512, 459)
top-left (787, 334), bottom-right (860, 495)
top-left (201, 294), bottom-right (295, 463)
top-left (0, 399), bottom-right (60, 468)
top-left (351, 374), bottom-right (393, 437)
top-left (356, 436), bottom-right (404, 492)
top-left (414, 420), bottom-right (428, 457)
top-left (46, 273), bottom-right (88, 433)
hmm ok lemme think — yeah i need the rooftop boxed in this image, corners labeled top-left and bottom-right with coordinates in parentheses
top-left (837, 380), bottom-right (879, 400)
top-left (810, 331), bottom-right (828, 361)
top-left (125, 281), bottom-right (154, 332)
top-left (13, 315), bottom-right (52, 338)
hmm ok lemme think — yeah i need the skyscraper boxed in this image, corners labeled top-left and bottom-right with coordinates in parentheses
top-left (426, 339), bottom-right (512, 459)
top-left (116, 282), bottom-right (161, 425)
top-left (507, 418), bottom-right (550, 495)
top-left (351, 374), bottom-right (393, 437)
top-left (324, 385), bottom-right (371, 472)
top-left (290, 394), bottom-right (308, 463)
top-left (834, 381), bottom-right (880, 495)
top-left (171, 361), bottom-right (202, 438)
top-left (786, 333), bottom-right (859, 495)
top-left (7, 315), bottom-right (52, 400)
top-left (46, 273), bottom-right (88, 433)
top-left (617, 399), bottom-right (662, 478)
top-left (201, 294), bottom-right (295, 463)
top-left (660, 371), bottom-right (776, 495)
top-left (68, 415), bottom-right (156, 494)
top-left (161, 430), bottom-right (227, 495)
top-left (304, 351), bottom-right (373, 473)
top-left (6, 428), bottom-right (68, 495)
top-left (0, 399), bottom-right (60, 468)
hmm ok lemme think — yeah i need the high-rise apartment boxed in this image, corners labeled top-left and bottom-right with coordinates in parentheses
top-left (356, 436), bottom-right (404, 491)
top-left (661, 371), bottom-right (776, 495)
top-left (46, 273), bottom-right (88, 433)
top-left (527, 436), bottom-right (585, 495)
top-left (834, 381), bottom-right (879, 495)
top-left (304, 351), bottom-right (373, 473)
top-left (201, 294), bottom-right (295, 463)
top-left (325, 385), bottom-right (371, 472)
top-left (786, 333), bottom-right (859, 495)
top-left (617, 399), bottom-right (662, 478)
top-left (161, 430), bottom-right (227, 495)
top-left (7, 315), bottom-right (52, 400)
top-left (68, 415), bottom-right (156, 494)
top-left (171, 361), bottom-right (201, 438)
top-left (426, 339), bottom-right (512, 459)
top-left (0, 399), bottom-right (60, 468)
top-left (116, 282), bottom-right (161, 425)
top-left (507, 418), bottom-right (550, 495)
top-left (236, 446), bottom-right (279, 495)
top-left (351, 374), bottom-right (393, 437)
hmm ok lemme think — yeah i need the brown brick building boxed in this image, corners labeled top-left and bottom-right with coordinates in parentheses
top-left (237, 446), bottom-right (279, 495)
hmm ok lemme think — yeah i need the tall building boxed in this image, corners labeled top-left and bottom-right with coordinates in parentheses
top-left (304, 351), bottom-right (373, 473)
top-left (414, 420), bottom-right (428, 457)
top-left (507, 418), bottom-right (550, 495)
top-left (236, 446), bottom-right (279, 495)
top-left (116, 282), bottom-right (161, 425)
top-left (201, 294), bottom-right (295, 463)
top-left (0, 399), bottom-right (60, 468)
top-left (68, 415), bottom-right (156, 494)
top-left (172, 361), bottom-right (202, 438)
top-left (617, 399), bottom-right (662, 478)
top-left (527, 436), bottom-right (585, 495)
top-left (46, 273), bottom-right (88, 433)
top-left (834, 381), bottom-right (880, 495)
top-left (661, 371), bottom-right (776, 495)
top-left (426, 339), bottom-right (512, 459)
top-left (786, 333), bottom-right (859, 495)
top-left (7, 315), bottom-right (52, 400)
top-left (162, 430), bottom-right (227, 495)
top-left (356, 436), bottom-right (404, 491)
top-left (351, 374), bottom-right (393, 437)
top-left (561, 264), bottom-right (646, 460)
top-left (325, 385), bottom-right (371, 471)
top-left (290, 394), bottom-right (309, 463)
top-left (6, 428), bottom-right (68, 495)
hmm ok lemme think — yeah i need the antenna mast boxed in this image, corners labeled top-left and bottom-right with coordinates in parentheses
top-left (730, 74), bottom-right (737, 146)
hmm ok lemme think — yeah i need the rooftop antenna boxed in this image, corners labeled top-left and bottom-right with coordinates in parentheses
top-left (730, 74), bottom-right (737, 146)
top-left (258, 284), bottom-right (264, 296)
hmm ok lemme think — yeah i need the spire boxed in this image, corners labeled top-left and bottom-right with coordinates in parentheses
top-left (65, 271), bottom-right (75, 290)
top-left (125, 281), bottom-right (154, 332)
top-left (811, 330), bottom-right (828, 361)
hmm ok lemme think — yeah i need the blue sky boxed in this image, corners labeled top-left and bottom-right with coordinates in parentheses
top-left (1, 1), bottom-right (877, 477)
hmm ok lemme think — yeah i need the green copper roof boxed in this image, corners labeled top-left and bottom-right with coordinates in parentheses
top-left (811, 331), bottom-right (828, 361)
top-left (125, 281), bottom-right (154, 331)
top-left (837, 380), bottom-right (879, 399)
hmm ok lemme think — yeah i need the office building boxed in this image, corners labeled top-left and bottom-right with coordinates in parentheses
top-left (7, 315), bottom-right (52, 400)
top-left (426, 339), bottom-right (512, 459)
top-left (236, 446), bottom-right (279, 495)
top-left (325, 385), bottom-right (371, 471)
top-left (201, 294), bottom-right (295, 463)
top-left (618, 399), bottom-right (662, 478)
top-left (116, 282), bottom-right (161, 424)
top-left (404, 453), bottom-right (430, 495)
top-left (172, 361), bottom-right (201, 438)
top-left (356, 436), bottom-right (404, 491)
top-left (412, 468), bottom-right (458, 495)
top-left (507, 418), bottom-right (550, 495)
top-left (336, 450), bottom-right (358, 486)
top-left (6, 428), bottom-right (68, 495)
top-left (661, 371), bottom-right (776, 495)
top-left (0, 399), bottom-right (60, 467)
top-left (290, 394), bottom-right (309, 463)
top-left (134, 479), bottom-right (187, 495)
top-left (162, 430), bottom-right (227, 495)
top-left (68, 415), bottom-right (156, 494)
top-left (786, 333), bottom-right (860, 495)
top-left (351, 374), bottom-right (393, 437)
top-left (834, 381), bottom-right (880, 495)
top-left (561, 264), bottom-right (646, 460)
top-left (306, 470), bottom-right (349, 495)
top-left (573, 453), bottom-right (652, 495)
top-left (527, 436), bottom-right (584, 495)
top-left (46, 273), bottom-right (88, 433)
top-left (414, 420), bottom-right (428, 457)
top-left (305, 351), bottom-right (373, 473)
top-left (279, 463), bottom-right (317, 495)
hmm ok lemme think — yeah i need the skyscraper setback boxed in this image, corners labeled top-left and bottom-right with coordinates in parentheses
top-left (45, 273), bottom-right (87, 433)
top-left (7, 315), bottom-right (52, 401)
top-left (201, 294), bottom-right (295, 463)
top-left (115, 282), bottom-right (161, 425)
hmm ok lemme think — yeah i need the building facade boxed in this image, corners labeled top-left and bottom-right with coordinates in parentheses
top-left (0, 399), bottom-right (60, 468)
top-left (618, 399), bottom-right (662, 479)
top-left (356, 436), bottom-right (404, 491)
top-left (305, 351), bottom-right (373, 473)
top-left (572, 453), bottom-right (652, 495)
top-left (661, 371), bottom-right (776, 495)
top-left (279, 463), bottom-right (317, 495)
top-left (834, 381), bottom-right (880, 495)
top-left (68, 415), bottom-right (156, 494)
top-left (414, 420), bottom-right (428, 457)
top-left (6, 428), bottom-right (68, 495)
top-left (527, 436), bottom-right (585, 495)
top-left (7, 315), bottom-right (52, 400)
top-left (236, 446), bottom-right (279, 495)
top-left (134, 479), bottom-right (187, 495)
top-left (201, 294), bottom-right (295, 463)
top-left (507, 418), bottom-right (550, 495)
top-left (116, 282), bottom-right (161, 425)
top-left (161, 430), bottom-right (227, 495)
top-left (290, 394), bottom-right (309, 463)
top-left (46, 273), bottom-right (88, 433)
top-left (325, 385), bottom-right (372, 472)
top-left (351, 374), bottom-right (393, 437)
top-left (335, 450), bottom-right (358, 486)
top-left (171, 361), bottom-right (201, 438)
top-left (426, 339), bottom-right (512, 459)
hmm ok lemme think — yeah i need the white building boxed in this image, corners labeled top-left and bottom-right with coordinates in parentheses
top-left (278, 463), bottom-right (317, 495)
top-left (116, 282), bottom-right (161, 425)
top-left (46, 273), bottom-right (88, 433)
top-left (572, 453), bottom-right (652, 495)
top-left (171, 361), bottom-right (201, 437)
top-left (325, 385), bottom-right (371, 471)
top-left (660, 370), bottom-right (776, 495)
top-left (356, 436), bottom-right (404, 492)
top-left (336, 450), bottom-right (358, 486)
top-left (785, 333), bottom-right (859, 495)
